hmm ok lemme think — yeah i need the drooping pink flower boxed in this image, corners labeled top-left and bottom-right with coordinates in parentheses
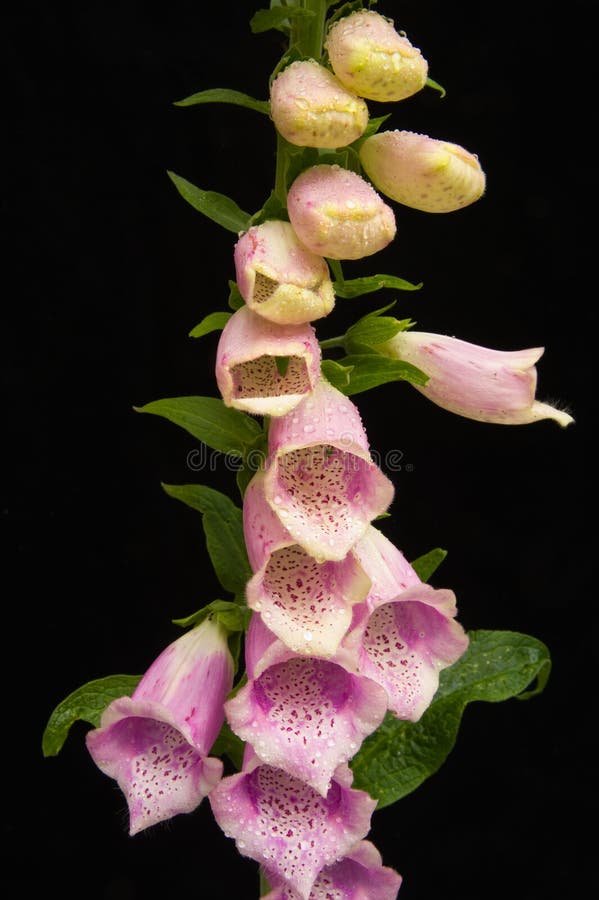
top-left (261, 840), bottom-right (402, 899)
top-left (378, 330), bottom-right (574, 426)
top-left (262, 378), bottom-right (395, 563)
top-left (215, 305), bottom-right (321, 417)
top-left (287, 165), bottom-right (396, 260)
top-left (359, 130), bottom-right (486, 213)
top-left (243, 470), bottom-right (371, 655)
top-left (85, 618), bottom-right (234, 834)
top-left (234, 220), bottom-right (335, 325)
top-left (325, 9), bottom-right (428, 103)
top-left (209, 749), bottom-right (377, 900)
top-left (225, 614), bottom-right (388, 795)
top-left (270, 59), bottom-right (369, 149)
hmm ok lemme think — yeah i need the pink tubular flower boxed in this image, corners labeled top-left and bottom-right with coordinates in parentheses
top-left (287, 165), bottom-right (396, 260)
top-left (215, 305), bottom-right (321, 417)
top-left (379, 330), bottom-right (574, 426)
top-left (225, 614), bottom-right (388, 795)
top-left (359, 130), bottom-right (486, 213)
top-left (209, 750), bottom-right (377, 900)
top-left (243, 470), bottom-right (371, 655)
top-left (262, 378), bottom-right (395, 563)
top-left (85, 619), bottom-right (234, 835)
top-left (234, 220), bottom-right (335, 325)
top-left (325, 9), bottom-right (428, 103)
top-left (270, 59), bottom-right (369, 149)
top-left (262, 840), bottom-right (402, 899)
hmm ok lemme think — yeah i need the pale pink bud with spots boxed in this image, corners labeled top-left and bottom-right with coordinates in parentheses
top-left (359, 130), bottom-right (486, 213)
top-left (325, 9), bottom-right (428, 103)
top-left (379, 330), bottom-right (574, 426)
top-left (234, 220), bottom-right (335, 325)
top-left (263, 378), bottom-right (395, 563)
top-left (262, 839), bottom-right (403, 899)
top-left (270, 59), bottom-right (369, 149)
top-left (225, 613), bottom-right (387, 795)
top-left (209, 750), bottom-right (377, 900)
top-left (347, 581), bottom-right (469, 722)
top-left (287, 164), bottom-right (396, 260)
top-left (243, 470), bottom-right (371, 656)
top-left (85, 619), bottom-right (234, 835)
top-left (215, 305), bottom-right (321, 417)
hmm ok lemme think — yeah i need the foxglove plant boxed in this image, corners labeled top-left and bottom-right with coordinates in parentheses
top-left (43, 2), bottom-right (572, 898)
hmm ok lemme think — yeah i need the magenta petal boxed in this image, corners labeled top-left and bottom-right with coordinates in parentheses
top-left (210, 760), bottom-right (376, 900)
top-left (215, 306), bottom-right (321, 416)
top-left (263, 840), bottom-right (402, 899)
top-left (355, 585), bottom-right (469, 720)
top-left (264, 380), bottom-right (394, 562)
top-left (225, 655), bottom-right (388, 795)
top-left (86, 698), bottom-right (223, 834)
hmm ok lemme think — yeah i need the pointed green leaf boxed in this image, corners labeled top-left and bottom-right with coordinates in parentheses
top-left (228, 280), bottom-right (245, 311)
top-left (410, 548), bottom-right (448, 582)
top-left (42, 674), bottom-right (141, 757)
top-left (162, 484), bottom-right (252, 596)
top-left (250, 6), bottom-right (315, 34)
top-left (333, 354), bottom-right (429, 395)
top-left (173, 88), bottom-right (270, 115)
top-left (135, 396), bottom-right (262, 456)
top-left (351, 630), bottom-right (551, 808)
top-left (188, 311), bottom-right (232, 338)
top-left (167, 171), bottom-right (251, 233)
top-left (275, 356), bottom-right (290, 377)
top-left (249, 190), bottom-right (290, 228)
top-left (333, 274), bottom-right (423, 298)
top-left (321, 358), bottom-right (354, 390)
top-left (211, 721), bottom-right (245, 770)
top-left (426, 76), bottom-right (447, 98)
top-left (173, 599), bottom-right (251, 633)
top-left (346, 316), bottom-right (407, 349)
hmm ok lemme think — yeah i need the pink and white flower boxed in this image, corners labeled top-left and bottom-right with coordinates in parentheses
top-left (379, 329), bottom-right (574, 426)
top-left (270, 59), bottom-right (369, 149)
top-left (210, 748), bottom-right (377, 900)
top-left (359, 130), bottom-right (486, 213)
top-left (287, 165), bottom-right (396, 260)
top-left (243, 470), bottom-right (371, 656)
top-left (85, 619), bottom-right (234, 834)
top-left (234, 220), bottom-right (335, 325)
top-left (261, 840), bottom-right (402, 899)
top-left (262, 378), bottom-right (395, 563)
top-left (215, 305), bottom-right (321, 417)
top-left (225, 614), bottom-right (388, 795)
top-left (325, 9), bottom-right (428, 103)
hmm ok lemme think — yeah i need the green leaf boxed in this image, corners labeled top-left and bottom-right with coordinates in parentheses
top-left (162, 484), bottom-right (252, 596)
top-left (135, 396), bottom-right (262, 456)
top-left (167, 171), bottom-right (251, 233)
top-left (275, 356), bottom-right (290, 377)
top-left (346, 316), bottom-right (406, 350)
top-left (333, 274), bottom-right (423, 298)
top-left (333, 354), bottom-right (429, 395)
top-left (249, 190), bottom-right (290, 228)
top-left (42, 674), bottom-right (141, 757)
top-left (173, 88), bottom-right (270, 115)
top-left (410, 548), bottom-right (448, 582)
top-left (250, 6), bottom-right (315, 34)
top-left (228, 280), bottom-right (245, 311)
top-left (173, 598), bottom-right (251, 633)
top-left (426, 76), bottom-right (447, 98)
top-left (351, 629), bottom-right (551, 808)
top-left (211, 721), bottom-right (245, 770)
top-left (321, 358), bottom-right (354, 390)
top-left (188, 311), bottom-right (232, 338)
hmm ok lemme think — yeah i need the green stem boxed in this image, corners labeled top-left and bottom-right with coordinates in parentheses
top-left (302, 0), bottom-right (327, 60)
top-left (319, 335), bottom-right (347, 351)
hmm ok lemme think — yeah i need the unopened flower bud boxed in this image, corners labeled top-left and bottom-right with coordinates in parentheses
top-left (287, 164), bottom-right (396, 260)
top-left (234, 220), bottom-right (335, 325)
top-left (325, 10), bottom-right (428, 102)
top-left (270, 59), bottom-right (369, 149)
top-left (360, 130), bottom-right (486, 213)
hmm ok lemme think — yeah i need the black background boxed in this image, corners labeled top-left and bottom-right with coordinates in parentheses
top-left (4, 1), bottom-right (594, 897)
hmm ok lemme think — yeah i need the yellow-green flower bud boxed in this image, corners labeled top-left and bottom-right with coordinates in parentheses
top-left (325, 10), bottom-right (428, 102)
top-left (270, 59), bottom-right (369, 149)
top-left (359, 130), bottom-right (486, 213)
